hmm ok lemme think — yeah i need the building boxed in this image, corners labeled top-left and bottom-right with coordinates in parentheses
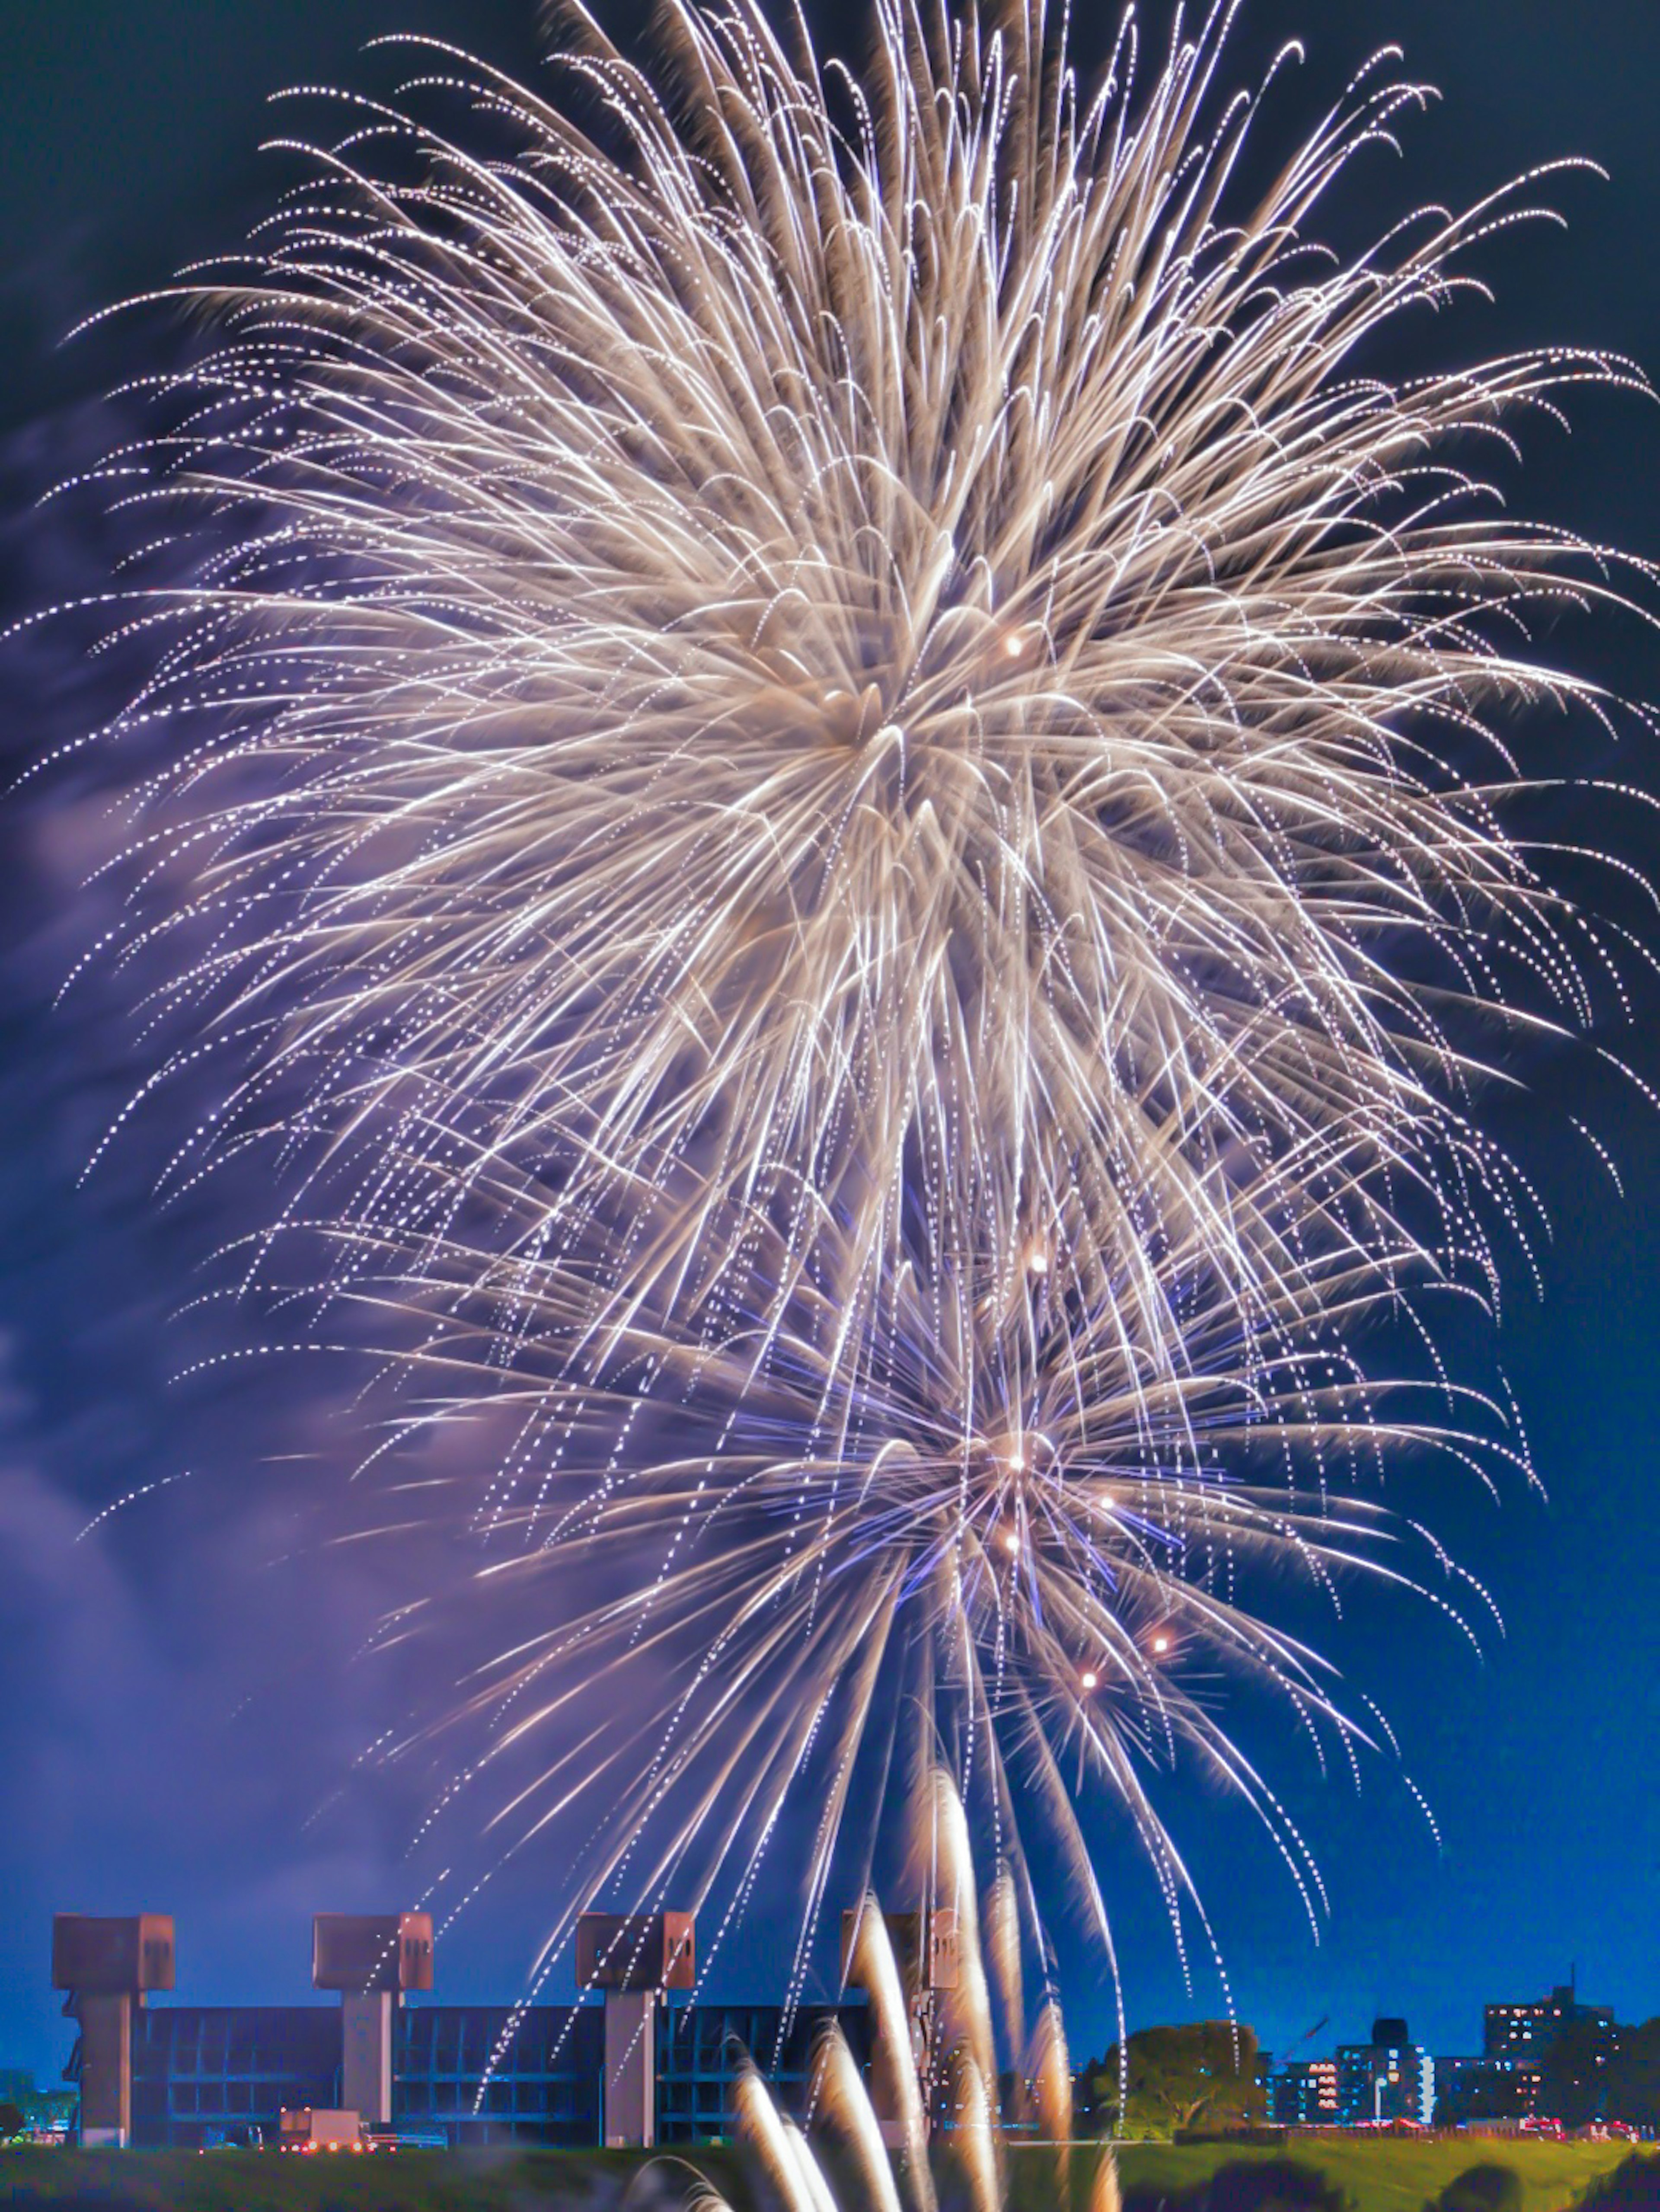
top-left (1334, 2018), bottom-right (1433, 2127)
top-left (130, 2006), bottom-right (344, 2148)
top-left (390, 2002), bottom-right (600, 2147)
top-left (120, 1996), bottom-right (868, 2149)
top-left (1270, 2058), bottom-right (1338, 2127)
top-left (1432, 2053), bottom-right (1540, 2126)
top-left (60, 1901), bottom-right (878, 2151)
top-left (315, 1912), bottom-right (433, 2130)
top-left (1483, 1983), bottom-right (1615, 2066)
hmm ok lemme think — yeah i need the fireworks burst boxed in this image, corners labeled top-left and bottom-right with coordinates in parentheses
top-left (49, 0), bottom-right (1654, 2027)
top-left (348, 1180), bottom-right (1496, 2024)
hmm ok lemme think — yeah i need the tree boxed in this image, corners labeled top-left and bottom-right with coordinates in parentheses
top-left (1575, 2153), bottom-right (1660, 2210)
top-left (0, 2103), bottom-right (26, 2143)
top-left (1078, 2023), bottom-right (1264, 2138)
top-left (1429, 2167), bottom-right (1523, 2212)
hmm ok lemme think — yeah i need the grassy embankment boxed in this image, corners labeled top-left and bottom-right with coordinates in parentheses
top-left (0, 2139), bottom-right (1651, 2212)
top-left (1091, 2136), bottom-right (1649, 2211)
top-left (0, 2147), bottom-right (715, 2212)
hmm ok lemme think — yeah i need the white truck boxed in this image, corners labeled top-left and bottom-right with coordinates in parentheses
top-left (278, 2107), bottom-right (368, 2153)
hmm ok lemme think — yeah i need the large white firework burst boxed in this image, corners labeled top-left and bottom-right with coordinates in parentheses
top-left (53, 0), bottom-right (1654, 2027)
top-left (76, 0), bottom-right (1651, 1376)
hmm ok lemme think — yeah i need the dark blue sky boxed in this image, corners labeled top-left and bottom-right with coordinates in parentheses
top-left (1, 0), bottom-right (1657, 2092)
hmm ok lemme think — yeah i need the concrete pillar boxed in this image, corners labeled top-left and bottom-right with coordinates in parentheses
top-left (77, 1992), bottom-right (132, 2148)
top-left (602, 1988), bottom-right (656, 2148)
top-left (341, 1990), bottom-right (394, 2126)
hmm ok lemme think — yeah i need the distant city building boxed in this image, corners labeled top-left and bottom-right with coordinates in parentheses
top-left (1335, 2018), bottom-right (1433, 2126)
top-left (1483, 1982), bottom-right (1615, 2066)
top-left (1432, 2053), bottom-right (1540, 2125)
top-left (1270, 2058), bottom-right (1338, 2126)
top-left (0, 2069), bottom-right (77, 2138)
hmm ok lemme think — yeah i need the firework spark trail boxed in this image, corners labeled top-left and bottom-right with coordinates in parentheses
top-left (66, 0), bottom-right (1654, 1396)
top-left (47, 0), bottom-right (1657, 2032)
top-left (811, 2023), bottom-right (908, 2212)
top-left (727, 1777), bottom-right (1085, 2212)
top-left (304, 1180), bottom-right (1530, 2044)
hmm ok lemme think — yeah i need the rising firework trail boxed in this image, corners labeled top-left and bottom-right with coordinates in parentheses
top-left (719, 1771), bottom-right (1099, 2212)
top-left (44, 0), bottom-right (1654, 2026)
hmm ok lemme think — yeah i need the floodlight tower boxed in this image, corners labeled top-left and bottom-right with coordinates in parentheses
top-left (51, 1915), bottom-right (175, 2148)
top-left (312, 1913), bottom-right (434, 2126)
top-left (575, 1911), bottom-right (695, 2147)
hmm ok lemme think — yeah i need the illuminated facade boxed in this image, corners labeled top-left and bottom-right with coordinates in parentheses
top-left (1334, 2019), bottom-right (1433, 2126)
top-left (1483, 1985), bottom-right (1615, 2065)
top-left (1270, 2059), bottom-right (1338, 2126)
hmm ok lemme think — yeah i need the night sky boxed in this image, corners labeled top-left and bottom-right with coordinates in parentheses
top-left (2, 0), bottom-right (1657, 2093)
